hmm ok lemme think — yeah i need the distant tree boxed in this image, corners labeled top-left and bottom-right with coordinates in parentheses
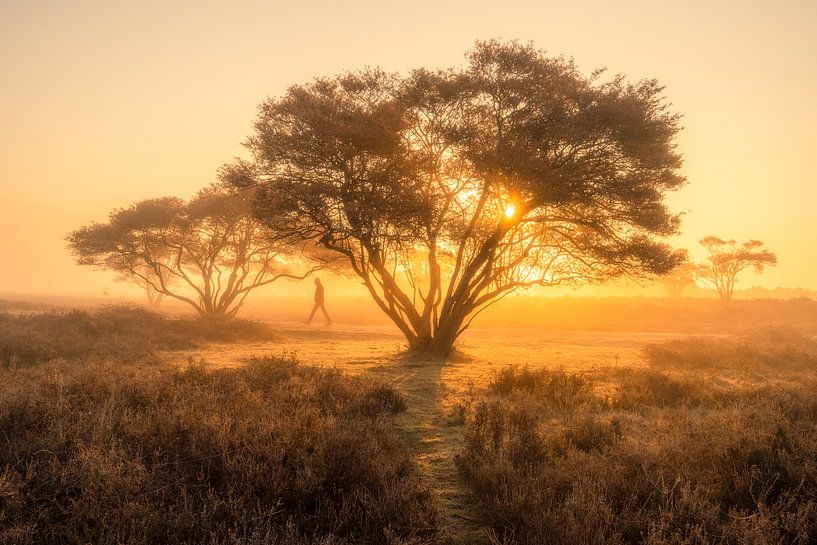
top-left (696, 236), bottom-right (777, 300)
top-left (119, 262), bottom-right (189, 308)
top-left (659, 250), bottom-right (697, 297)
top-left (67, 186), bottom-right (320, 319)
top-left (120, 264), bottom-right (170, 307)
top-left (228, 40), bottom-right (685, 354)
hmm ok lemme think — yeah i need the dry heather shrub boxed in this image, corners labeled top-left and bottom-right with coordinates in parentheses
top-left (490, 366), bottom-right (593, 411)
top-left (0, 305), bottom-right (276, 368)
top-left (0, 299), bottom-right (51, 312)
top-left (612, 369), bottom-right (738, 409)
top-left (0, 357), bottom-right (439, 545)
top-left (457, 366), bottom-right (817, 545)
top-left (645, 327), bottom-right (817, 371)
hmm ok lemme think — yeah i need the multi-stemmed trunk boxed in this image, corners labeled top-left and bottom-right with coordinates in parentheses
top-left (359, 224), bottom-right (511, 357)
top-left (406, 317), bottom-right (466, 356)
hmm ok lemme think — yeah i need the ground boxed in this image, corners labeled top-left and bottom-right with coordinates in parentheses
top-left (166, 323), bottom-right (715, 544)
top-left (3, 300), bottom-right (817, 543)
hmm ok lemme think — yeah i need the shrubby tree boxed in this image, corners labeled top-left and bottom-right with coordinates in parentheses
top-left (227, 40), bottom-right (685, 354)
top-left (126, 265), bottom-right (170, 307)
top-left (659, 250), bottom-right (697, 297)
top-left (696, 236), bottom-right (777, 300)
top-left (135, 265), bottom-right (165, 308)
top-left (67, 186), bottom-right (320, 319)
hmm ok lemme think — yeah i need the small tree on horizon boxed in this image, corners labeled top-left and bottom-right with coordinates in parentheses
top-left (658, 250), bottom-right (697, 297)
top-left (227, 40), bottom-right (686, 354)
top-left (67, 186), bottom-right (321, 320)
top-left (122, 264), bottom-right (172, 307)
top-left (696, 236), bottom-right (777, 301)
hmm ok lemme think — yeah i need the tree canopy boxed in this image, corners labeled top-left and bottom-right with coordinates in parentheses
top-left (226, 40), bottom-right (686, 353)
top-left (67, 186), bottom-right (320, 319)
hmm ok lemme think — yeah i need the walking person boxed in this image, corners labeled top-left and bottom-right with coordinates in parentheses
top-left (305, 277), bottom-right (332, 325)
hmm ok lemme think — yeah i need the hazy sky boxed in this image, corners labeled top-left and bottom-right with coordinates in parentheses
top-left (1, 0), bottom-right (815, 296)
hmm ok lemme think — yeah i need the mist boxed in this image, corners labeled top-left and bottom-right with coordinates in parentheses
top-left (2, 2), bottom-right (817, 544)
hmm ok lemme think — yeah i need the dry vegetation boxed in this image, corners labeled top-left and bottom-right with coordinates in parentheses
top-left (645, 327), bottom-right (817, 372)
top-left (0, 356), bottom-right (439, 545)
top-left (0, 305), bottom-right (276, 368)
top-left (455, 332), bottom-right (817, 545)
top-left (0, 300), bottom-right (54, 313)
top-left (2, 305), bottom-right (817, 544)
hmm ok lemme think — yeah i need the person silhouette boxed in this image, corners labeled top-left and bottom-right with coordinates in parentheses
top-left (305, 277), bottom-right (332, 325)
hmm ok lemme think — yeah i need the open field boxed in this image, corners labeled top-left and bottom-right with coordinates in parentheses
top-left (457, 365), bottom-right (817, 544)
top-left (0, 357), bottom-right (439, 545)
top-left (2, 302), bottom-right (817, 544)
top-left (4, 3), bottom-right (816, 543)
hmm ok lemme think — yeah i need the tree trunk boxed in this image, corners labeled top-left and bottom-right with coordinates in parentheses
top-left (406, 317), bottom-right (463, 356)
top-left (199, 308), bottom-right (231, 322)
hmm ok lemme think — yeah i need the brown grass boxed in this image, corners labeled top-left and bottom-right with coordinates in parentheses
top-left (4, 303), bottom-right (817, 544)
top-left (645, 327), bottom-right (817, 372)
top-left (0, 356), bottom-right (440, 545)
top-left (456, 347), bottom-right (817, 544)
top-left (0, 305), bottom-right (277, 368)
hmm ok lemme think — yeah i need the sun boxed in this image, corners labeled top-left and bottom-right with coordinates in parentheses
top-left (504, 204), bottom-right (516, 219)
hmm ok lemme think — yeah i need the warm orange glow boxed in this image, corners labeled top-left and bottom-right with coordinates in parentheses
top-left (504, 204), bottom-right (516, 219)
top-left (1, 1), bottom-right (815, 296)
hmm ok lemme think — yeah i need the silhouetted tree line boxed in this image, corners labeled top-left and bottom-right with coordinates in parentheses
top-left (70, 40), bottom-right (698, 354)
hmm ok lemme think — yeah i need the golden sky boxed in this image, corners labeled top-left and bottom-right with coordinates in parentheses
top-left (1, 0), bottom-right (815, 296)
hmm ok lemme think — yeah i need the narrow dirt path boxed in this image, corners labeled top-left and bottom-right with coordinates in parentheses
top-left (366, 356), bottom-right (489, 545)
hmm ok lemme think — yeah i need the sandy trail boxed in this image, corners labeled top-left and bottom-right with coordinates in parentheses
top-left (364, 354), bottom-right (489, 544)
top-left (168, 323), bottom-right (680, 543)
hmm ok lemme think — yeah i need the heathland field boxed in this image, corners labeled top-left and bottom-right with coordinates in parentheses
top-left (1, 299), bottom-right (817, 544)
top-left (4, 5), bottom-right (816, 544)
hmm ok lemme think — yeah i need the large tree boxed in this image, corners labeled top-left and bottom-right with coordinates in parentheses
top-left (696, 236), bottom-right (777, 300)
top-left (227, 40), bottom-right (685, 354)
top-left (67, 186), bottom-right (320, 319)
